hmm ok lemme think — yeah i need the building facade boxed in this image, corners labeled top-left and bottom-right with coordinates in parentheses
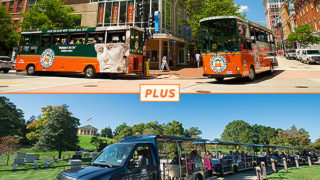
top-left (1, 0), bottom-right (28, 32)
top-left (263, 0), bottom-right (286, 44)
top-left (78, 125), bottom-right (98, 135)
top-left (292, 0), bottom-right (320, 48)
top-left (279, 0), bottom-right (296, 48)
top-left (64, 0), bottom-right (98, 27)
top-left (86, 0), bottom-right (192, 69)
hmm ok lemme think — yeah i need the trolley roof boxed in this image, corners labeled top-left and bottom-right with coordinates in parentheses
top-left (121, 134), bottom-right (208, 143)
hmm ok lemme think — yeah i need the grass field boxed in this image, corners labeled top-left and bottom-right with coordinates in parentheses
top-left (77, 135), bottom-right (96, 150)
top-left (268, 166), bottom-right (320, 180)
top-left (0, 167), bottom-right (65, 180)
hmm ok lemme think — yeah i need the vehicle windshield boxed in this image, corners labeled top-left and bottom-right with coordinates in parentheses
top-left (287, 50), bottom-right (295, 53)
top-left (200, 18), bottom-right (239, 53)
top-left (307, 50), bottom-right (320, 55)
top-left (0, 57), bottom-right (10, 61)
top-left (92, 144), bottom-right (134, 167)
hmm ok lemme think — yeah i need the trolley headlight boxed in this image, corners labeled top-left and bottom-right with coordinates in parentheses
top-left (236, 67), bottom-right (240, 71)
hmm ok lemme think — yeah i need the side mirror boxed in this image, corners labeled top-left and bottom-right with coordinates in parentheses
top-left (128, 159), bottom-right (135, 169)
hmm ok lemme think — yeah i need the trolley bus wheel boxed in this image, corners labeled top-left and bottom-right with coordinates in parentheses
top-left (215, 77), bottom-right (224, 83)
top-left (3, 69), bottom-right (9, 73)
top-left (194, 174), bottom-right (203, 180)
top-left (84, 66), bottom-right (96, 79)
top-left (26, 64), bottom-right (35, 75)
top-left (248, 66), bottom-right (256, 81)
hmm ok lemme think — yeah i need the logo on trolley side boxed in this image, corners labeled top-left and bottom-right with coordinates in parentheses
top-left (210, 54), bottom-right (227, 73)
top-left (40, 49), bottom-right (55, 69)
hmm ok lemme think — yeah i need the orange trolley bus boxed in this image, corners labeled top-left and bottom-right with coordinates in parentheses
top-left (15, 26), bottom-right (144, 78)
top-left (200, 16), bottom-right (277, 82)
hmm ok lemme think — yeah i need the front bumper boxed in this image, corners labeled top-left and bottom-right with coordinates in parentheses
top-left (204, 74), bottom-right (242, 78)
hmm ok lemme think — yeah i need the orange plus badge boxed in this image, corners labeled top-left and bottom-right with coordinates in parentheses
top-left (140, 85), bottom-right (180, 102)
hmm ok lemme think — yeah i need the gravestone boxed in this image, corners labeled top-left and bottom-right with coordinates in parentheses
top-left (12, 156), bottom-right (16, 161)
top-left (49, 160), bottom-right (53, 164)
top-left (13, 158), bottom-right (25, 165)
top-left (33, 160), bottom-right (39, 169)
top-left (84, 153), bottom-right (89, 159)
top-left (12, 164), bottom-right (18, 170)
top-left (0, 155), bottom-right (2, 159)
top-left (53, 156), bottom-right (56, 161)
top-left (62, 155), bottom-right (65, 160)
top-left (48, 154), bottom-right (51, 157)
top-left (57, 158), bottom-right (60, 163)
top-left (26, 153), bottom-right (39, 163)
top-left (17, 152), bottom-right (26, 158)
top-left (92, 152), bottom-right (98, 159)
top-left (43, 158), bottom-right (48, 168)
top-left (73, 151), bottom-right (83, 159)
top-left (68, 154), bottom-right (71, 159)
top-left (70, 160), bottom-right (82, 169)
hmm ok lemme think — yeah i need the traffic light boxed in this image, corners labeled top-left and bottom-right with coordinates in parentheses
top-left (138, 3), bottom-right (144, 18)
top-left (148, 14), bottom-right (154, 28)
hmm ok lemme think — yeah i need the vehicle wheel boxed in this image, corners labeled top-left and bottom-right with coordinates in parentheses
top-left (84, 66), bottom-right (96, 78)
top-left (215, 77), bottom-right (224, 83)
top-left (248, 66), bottom-right (256, 81)
top-left (3, 69), bottom-right (9, 73)
top-left (194, 174), bottom-right (203, 180)
top-left (269, 64), bottom-right (274, 74)
top-left (26, 64), bottom-right (36, 75)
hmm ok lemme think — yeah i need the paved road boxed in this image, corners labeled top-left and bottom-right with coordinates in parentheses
top-left (1, 57), bottom-right (320, 94)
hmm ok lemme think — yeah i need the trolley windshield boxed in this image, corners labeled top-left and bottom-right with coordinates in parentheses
top-left (200, 18), bottom-right (239, 53)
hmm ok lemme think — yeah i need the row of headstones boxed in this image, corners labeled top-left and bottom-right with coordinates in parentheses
top-left (256, 157), bottom-right (315, 180)
top-left (8, 151), bottom-right (98, 170)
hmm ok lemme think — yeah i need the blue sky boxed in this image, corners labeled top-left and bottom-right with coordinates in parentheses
top-left (3, 94), bottom-right (320, 142)
top-left (235, 0), bottom-right (267, 26)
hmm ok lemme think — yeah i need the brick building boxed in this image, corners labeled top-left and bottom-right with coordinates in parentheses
top-left (0, 0), bottom-right (28, 32)
top-left (292, 0), bottom-right (320, 48)
top-left (279, 0), bottom-right (296, 48)
top-left (263, 0), bottom-right (286, 44)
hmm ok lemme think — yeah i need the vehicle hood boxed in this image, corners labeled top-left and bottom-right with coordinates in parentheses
top-left (60, 166), bottom-right (120, 179)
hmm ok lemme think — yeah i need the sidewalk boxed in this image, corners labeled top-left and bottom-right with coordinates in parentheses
top-left (150, 66), bottom-right (204, 79)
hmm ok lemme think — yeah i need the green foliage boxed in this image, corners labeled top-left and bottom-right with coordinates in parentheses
top-left (185, 0), bottom-right (245, 48)
top-left (185, 127), bottom-right (202, 137)
top-left (270, 125), bottom-right (311, 148)
top-left (0, 6), bottom-right (20, 48)
top-left (20, 0), bottom-right (81, 31)
top-left (90, 136), bottom-right (113, 151)
top-left (221, 120), bottom-right (254, 143)
top-left (287, 24), bottom-right (320, 48)
top-left (163, 120), bottom-right (185, 136)
top-left (100, 127), bottom-right (113, 138)
top-left (0, 96), bottom-right (25, 138)
top-left (113, 123), bottom-right (129, 137)
top-left (251, 124), bottom-right (278, 145)
top-left (33, 105), bottom-right (80, 158)
top-left (313, 138), bottom-right (320, 150)
top-left (77, 135), bottom-right (96, 150)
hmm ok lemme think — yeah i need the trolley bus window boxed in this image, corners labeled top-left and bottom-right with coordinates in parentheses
top-left (19, 35), bottom-right (30, 54)
top-left (200, 19), bottom-right (239, 52)
top-left (87, 31), bottom-right (105, 44)
top-left (29, 34), bottom-right (41, 54)
top-left (69, 32), bottom-right (86, 45)
top-left (53, 33), bottom-right (68, 45)
top-left (107, 30), bottom-right (126, 43)
top-left (41, 34), bottom-right (52, 47)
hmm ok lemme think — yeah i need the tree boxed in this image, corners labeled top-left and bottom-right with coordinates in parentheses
top-left (33, 105), bottom-right (80, 158)
top-left (270, 125), bottom-right (311, 148)
top-left (143, 121), bottom-right (164, 135)
top-left (90, 136), bottom-right (112, 151)
top-left (101, 127), bottom-right (113, 138)
top-left (26, 113), bottom-right (48, 144)
top-left (0, 6), bottom-right (20, 48)
top-left (20, 0), bottom-right (81, 31)
top-left (185, 0), bottom-right (245, 47)
top-left (221, 120), bottom-right (254, 143)
top-left (116, 126), bottom-right (134, 140)
top-left (0, 96), bottom-right (25, 138)
top-left (313, 138), bottom-right (320, 150)
top-left (251, 125), bottom-right (278, 145)
top-left (132, 123), bottom-right (146, 134)
top-left (288, 24), bottom-right (320, 48)
top-left (0, 136), bottom-right (21, 165)
top-left (185, 127), bottom-right (202, 137)
top-left (113, 123), bottom-right (129, 137)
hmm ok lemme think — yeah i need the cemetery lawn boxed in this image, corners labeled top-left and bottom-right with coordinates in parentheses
top-left (77, 135), bottom-right (96, 150)
top-left (0, 166), bottom-right (65, 180)
top-left (268, 166), bottom-right (320, 180)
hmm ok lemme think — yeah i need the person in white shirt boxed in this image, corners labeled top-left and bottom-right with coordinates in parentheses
top-left (195, 53), bottom-right (201, 67)
top-left (160, 55), bottom-right (170, 72)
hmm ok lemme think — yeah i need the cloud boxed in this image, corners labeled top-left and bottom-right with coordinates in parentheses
top-left (238, 5), bottom-right (249, 13)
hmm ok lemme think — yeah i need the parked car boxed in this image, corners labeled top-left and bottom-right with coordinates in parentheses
top-left (301, 49), bottom-right (320, 64)
top-left (296, 49), bottom-right (303, 61)
top-left (0, 56), bottom-right (12, 73)
top-left (285, 49), bottom-right (297, 59)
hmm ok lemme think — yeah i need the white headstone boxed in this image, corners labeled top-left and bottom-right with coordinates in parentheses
top-left (70, 160), bottom-right (82, 169)
top-left (17, 152), bottom-right (26, 158)
top-left (33, 160), bottom-right (39, 169)
top-left (68, 154), bottom-right (70, 158)
top-left (43, 162), bottom-right (48, 168)
top-left (57, 158), bottom-right (60, 162)
top-left (44, 158), bottom-right (48, 163)
top-left (62, 155), bottom-right (65, 160)
top-left (12, 156), bottom-right (16, 161)
top-left (14, 152), bottom-right (17, 156)
top-left (13, 158), bottom-right (25, 165)
top-left (0, 155), bottom-right (3, 159)
top-left (49, 160), bottom-right (53, 164)
top-left (48, 154), bottom-right (51, 157)
top-left (12, 164), bottom-right (18, 170)
top-left (26, 153), bottom-right (39, 163)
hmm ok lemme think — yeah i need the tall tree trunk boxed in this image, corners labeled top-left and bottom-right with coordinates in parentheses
top-left (59, 149), bottom-right (62, 159)
top-left (6, 154), bottom-right (9, 166)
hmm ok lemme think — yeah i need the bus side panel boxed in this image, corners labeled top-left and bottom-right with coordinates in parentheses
top-left (15, 55), bottom-right (40, 71)
top-left (202, 53), bottom-right (243, 77)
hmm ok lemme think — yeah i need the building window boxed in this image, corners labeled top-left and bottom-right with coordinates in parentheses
top-left (9, 1), bottom-right (14, 12)
top-left (314, 18), bottom-right (318, 31)
top-left (17, 0), bottom-right (23, 12)
top-left (2, 2), bottom-right (6, 7)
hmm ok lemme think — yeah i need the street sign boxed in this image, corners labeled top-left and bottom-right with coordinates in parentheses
top-left (154, 11), bottom-right (160, 33)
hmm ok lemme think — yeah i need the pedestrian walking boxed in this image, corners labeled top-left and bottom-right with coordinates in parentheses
top-left (160, 55), bottom-right (170, 72)
top-left (195, 52), bottom-right (201, 68)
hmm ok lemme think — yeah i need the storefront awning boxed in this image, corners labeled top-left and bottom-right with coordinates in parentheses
top-left (153, 33), bottom-right (186, 43)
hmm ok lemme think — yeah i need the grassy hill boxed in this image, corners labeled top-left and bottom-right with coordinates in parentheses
top-left (268, 166), bottom-right (320, 180)
top-left (77, 135), bottom-right (115, 150)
